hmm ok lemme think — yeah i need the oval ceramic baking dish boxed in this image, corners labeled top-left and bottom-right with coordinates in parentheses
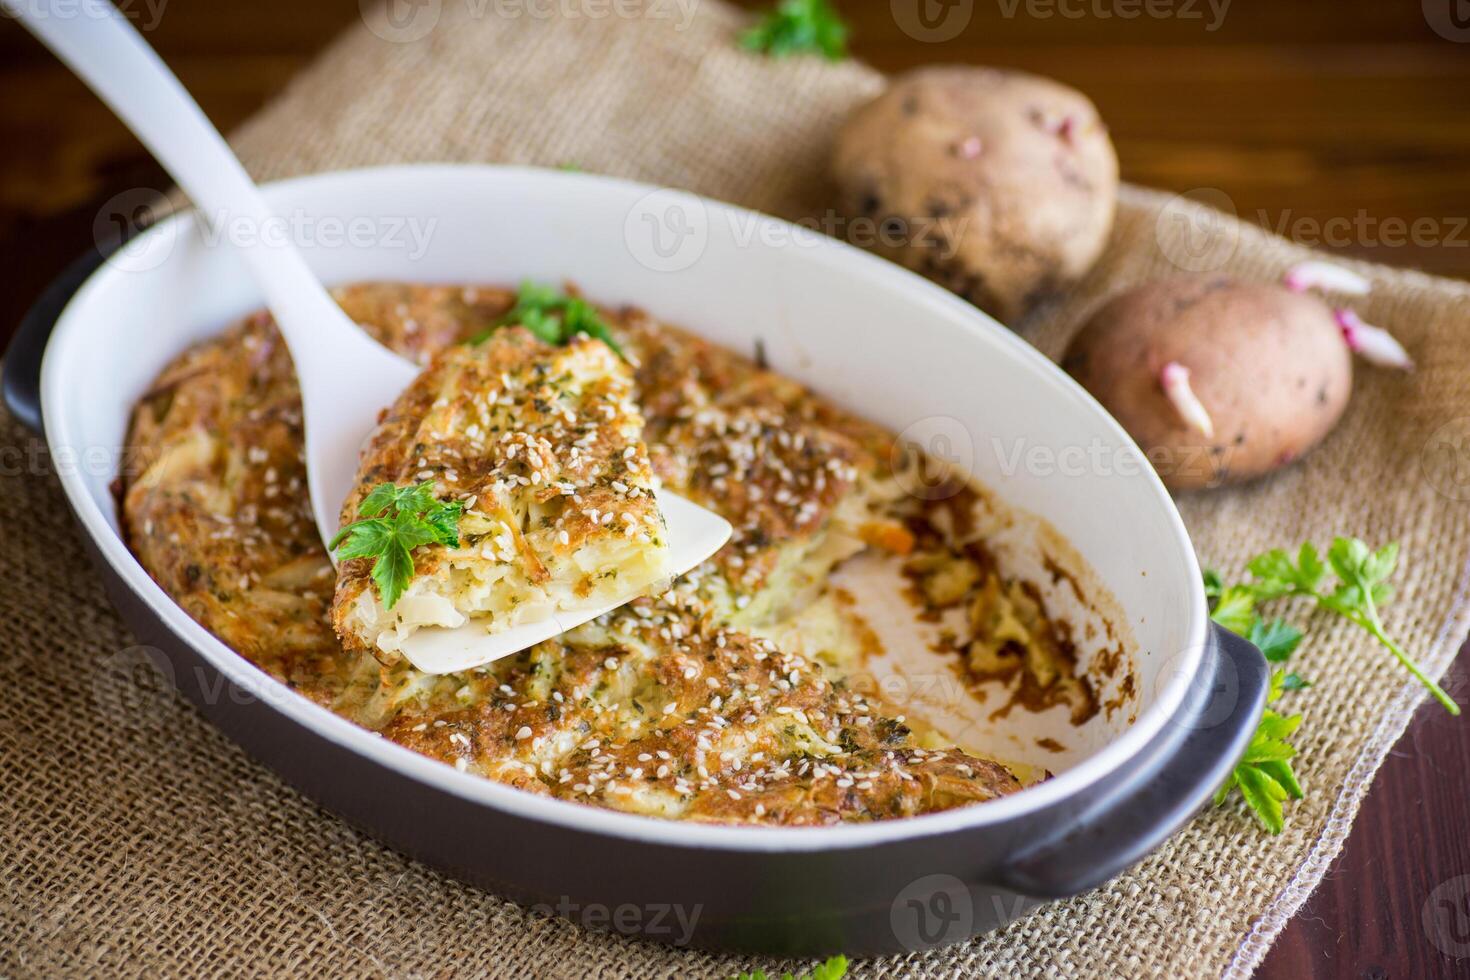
top-left (4, 165), bottom-right (1265, 957)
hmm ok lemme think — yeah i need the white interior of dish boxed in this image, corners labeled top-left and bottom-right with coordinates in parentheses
top-left (40, 165), bottom-right (1206, 849)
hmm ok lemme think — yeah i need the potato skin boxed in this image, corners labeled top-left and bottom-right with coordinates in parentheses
top-left (832, 66), bottom-right (1118, 325)
top-left (1062, 275), bottom-right (1353, 490)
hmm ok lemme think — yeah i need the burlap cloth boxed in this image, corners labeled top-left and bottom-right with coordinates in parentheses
top-left (6, 2), bottom-right (1470, 977)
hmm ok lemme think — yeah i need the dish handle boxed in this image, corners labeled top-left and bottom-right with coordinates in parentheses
top-left (992, 622), bottom-right (1268, 899)
top-left (3, 245), bottom-right (111, 433)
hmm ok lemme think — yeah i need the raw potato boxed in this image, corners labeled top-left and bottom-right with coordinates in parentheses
top-left (1062, 275), bottom-right (1353, 490)
top-left (832, 66), bottom-right (1118, 325)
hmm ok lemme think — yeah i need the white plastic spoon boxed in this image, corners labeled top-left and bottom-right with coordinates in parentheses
top-left (10, 0), bottom-right (732, 671)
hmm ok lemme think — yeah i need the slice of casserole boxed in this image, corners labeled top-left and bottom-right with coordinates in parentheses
top-left (331, 328), bottom-right (671, 656)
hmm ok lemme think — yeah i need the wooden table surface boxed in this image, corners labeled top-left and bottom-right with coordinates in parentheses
top-left (2, 2), bottom-right (1467, 976)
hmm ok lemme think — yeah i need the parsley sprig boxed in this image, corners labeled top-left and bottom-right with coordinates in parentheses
top-left (735, 955), bottom-right (848, 980)
top-left (1207, 536), bottom-right (1457, 834)
top-left (472, 281), bottom-right (623, 357)
top-left (740, 0), bottom-right (849, 60)
top-left (1227, 538), bottom-right (1456, 714)
top-left (1210, 666), bottom-right (1305, 834)
top-left (330, 482), bottom-right (464, 611)
top-left (1204, 572), bottom-right (1310, 690)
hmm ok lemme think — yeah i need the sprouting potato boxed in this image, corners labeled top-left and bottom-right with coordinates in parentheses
top-left (1062, 275), bottom-right (1353, 490)
top-left (832, 66), bottom-right (1119, 326)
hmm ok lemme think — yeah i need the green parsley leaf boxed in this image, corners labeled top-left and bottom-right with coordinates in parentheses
top-left (1256, 758), bottom-right (1304, 799)
top-left (1214, 671), bottom-right (1304, 834)
top-left (735, 955), bottom-right (848, 980)
top-left (370, 537), bottom-right (415, 612)
top-left (1248, 618), bottom-right (1303, 663)
top-left (1245, 541), bottom-right (1329, 599)
top-left (357, 482), bottom-right (413, 520)
top-left (388, 506), bottom-right (446, 554)
top-left (809, 958), bottom-right (849, 980)
top-left (1279, 672), bottom-right (1312, 692)
top-left (1202, 568), bottom-right (1223, 599)
top-left (423, 504), bottom-right (463, 549)
top-left (471, 281), bottom-right (624, 357)
top-left (1208, 577), bottom-right (1308, 834)
top-left (331, 517), bottom-right (393, 560)
top-left (1229, 757), bottom-right (1293, 834)
top-left (1296, 541), bottom-right (1328, 591)
top-left (330, 482), bottom-right (463, 610)
top-left (1326, 537), bottom-right (1369, 582)
top-left (740, 0), bottom-right (849, 61)
top-left (1250, 702), bottom-right (1301, 746)
top-left (1209, 585), bottom-right (1257, 636)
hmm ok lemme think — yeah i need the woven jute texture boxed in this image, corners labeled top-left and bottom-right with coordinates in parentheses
top-left (7, 2), bottom-right (1470, 977)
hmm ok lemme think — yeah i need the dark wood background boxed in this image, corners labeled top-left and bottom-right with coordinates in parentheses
top-left (2, 1), bottom-right (1468, 976)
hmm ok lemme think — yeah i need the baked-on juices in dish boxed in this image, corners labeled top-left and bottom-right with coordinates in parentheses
top-left (331, 328), bottom-right (671, 658)
top-left (122, 282), bottom-right (1123, 825)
